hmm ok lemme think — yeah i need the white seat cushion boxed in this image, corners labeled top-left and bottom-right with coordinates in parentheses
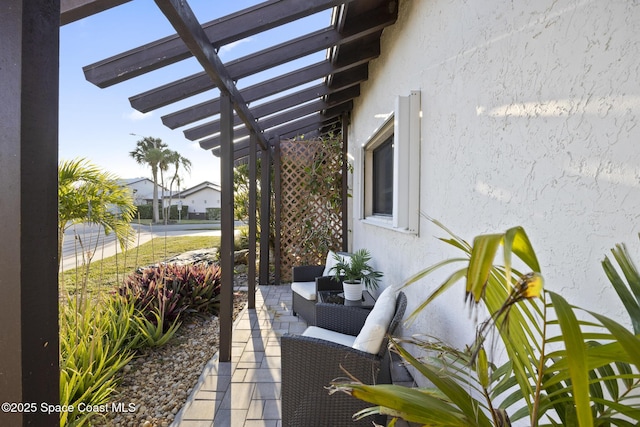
top-left (302, 326), bottom-right (357, 348)
top-left (291, 281), bottom-right (317, 300)
top-left (352, 287), bottom-right (397, 354)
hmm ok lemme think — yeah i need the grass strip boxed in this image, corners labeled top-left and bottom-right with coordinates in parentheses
top-left (61, 236), bottom-right (221, 297)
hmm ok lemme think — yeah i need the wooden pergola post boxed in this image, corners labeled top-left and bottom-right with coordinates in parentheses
top-left (247, 133), bottom-right (258, 308)
top-left (0, 1), bottom-right (60, 425)
top-left (259, 146), bottom-right (271, 285)
top-left (218, 92), bottom-right (234, 362)
top-left (341, 112), bottom-right (350, 252)
top-left (273, 140), bottom-right (282, 285)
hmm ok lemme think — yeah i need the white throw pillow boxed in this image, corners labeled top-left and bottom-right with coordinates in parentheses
top-left (352, 287), bottom-right (397, 354)
top-left (322, 251), bottom-right (352, 277)
top-left (322, 250), bottom-right (337, 277)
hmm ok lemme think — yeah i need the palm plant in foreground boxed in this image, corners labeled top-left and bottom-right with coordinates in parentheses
top-left (331, 221), bottom-right (640, 426)
top-left (58, 158), bottom-right (136, 296)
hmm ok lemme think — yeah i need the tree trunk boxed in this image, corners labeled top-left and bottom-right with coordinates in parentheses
top-left (152, 167), bottom-right (160, 223)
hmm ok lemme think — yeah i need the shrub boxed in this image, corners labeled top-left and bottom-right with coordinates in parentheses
top-left (206, 207), bottom-right (221, 220)
top-left (132, 305), bottom-right (181, 347)
top-left (168, 204), bottom-right (188, 220)
top-left (235, 227), bottom-right (250, 250)
top-left (59, 296), bottom-right (137, 426)
top-left (118, 263), bottom-right (222, 327)
top-left (60, 294), bottom-right (181, 426)
top-left (135, 204), bottom-right (155, 219)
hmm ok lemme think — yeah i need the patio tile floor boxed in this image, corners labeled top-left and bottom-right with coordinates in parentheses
top-left (171, 284), bottom-right (416, 427)
top-left (171, 284), bottom-right (304, 427)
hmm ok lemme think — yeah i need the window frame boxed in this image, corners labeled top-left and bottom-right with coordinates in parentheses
top-left (361, 91), bottom-right (421, 234)
top-left (363, 115), bottom-right (395, 224)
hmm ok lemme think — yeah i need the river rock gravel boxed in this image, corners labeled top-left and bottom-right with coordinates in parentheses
top-left (93, 291), bottom-right (248, 427)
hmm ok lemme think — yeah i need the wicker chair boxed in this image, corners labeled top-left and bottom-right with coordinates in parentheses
top-left (291, 251), bottom-right (350, 325)
top-left (281, 291), bottom-right (407, 427)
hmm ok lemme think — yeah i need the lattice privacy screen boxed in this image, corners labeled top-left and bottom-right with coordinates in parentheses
top-left (279, 139), bottom-right (344, 282)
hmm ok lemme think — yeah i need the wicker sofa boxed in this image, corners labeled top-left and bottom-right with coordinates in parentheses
top-left (281, 290), bottom-right (407, 426)
top-left (291, 251), bottom-right (351, 325)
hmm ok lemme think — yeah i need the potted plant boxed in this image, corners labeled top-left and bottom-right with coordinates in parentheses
top-left (330, 249), bottom-right (383, 300)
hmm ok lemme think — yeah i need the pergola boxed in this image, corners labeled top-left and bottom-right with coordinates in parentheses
top-left (1, 0), bottom-right (397, 424)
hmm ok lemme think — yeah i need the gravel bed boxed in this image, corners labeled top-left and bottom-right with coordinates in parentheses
top-left (93, 291), bottom-right (248, 427)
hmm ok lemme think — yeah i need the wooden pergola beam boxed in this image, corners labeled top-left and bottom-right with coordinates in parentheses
top-left (192, 85), bottom-right (360, 145)
top-left (160, 44), bottom-right (375, 130)
top-left (129, 6), bottom-right (394, 114)
top-left (185, 83), bottom-right (331, 141)
top-left (199, 94), bottom-right (355, 150)
top-left (60, 0), bottom-right (132, 25)
top-left (84, 0), bottom-right (355, 88)
top-left (209, 109), bottom-right (346, 156)
top-left (153, 0), bottom-right (266, 150)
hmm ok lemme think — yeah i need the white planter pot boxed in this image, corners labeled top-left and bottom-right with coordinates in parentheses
top-left (343, 280), bottom-right (364, 301)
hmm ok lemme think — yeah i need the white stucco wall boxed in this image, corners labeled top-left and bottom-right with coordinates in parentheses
top-left (125, 179), bottom-right (156, 205)
top-left (349, 0), bottom-right (640, 363)
top-left (182, 188), bottom-right (221, 214)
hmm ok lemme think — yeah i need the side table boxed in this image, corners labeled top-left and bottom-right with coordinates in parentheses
top-left (318, 290), bottom-right (376, 308)
top-left (315, 290), bottom-right (377, 336)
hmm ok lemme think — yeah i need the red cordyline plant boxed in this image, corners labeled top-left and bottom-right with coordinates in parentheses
top-left (118, 263), bottom-right (222, 328)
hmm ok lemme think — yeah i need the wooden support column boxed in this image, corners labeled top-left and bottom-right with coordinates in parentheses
top-left (247, 133), bottom-right (258, 308)
top-left (259, 146), bottom-right (271, 285)
top-left (0, 1), bottom-right (60, 425)
top-left (218, 93), bottom-right (234, 362)
top-left (341, 113), bottom-right (350, 251)
top-left (273, 140), bottom-right (282, 285)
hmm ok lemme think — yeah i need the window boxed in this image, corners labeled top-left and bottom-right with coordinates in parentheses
top-left (362, 91), bottom-right (421, 233)
top-left (372, 135), bottom-right (394, 216)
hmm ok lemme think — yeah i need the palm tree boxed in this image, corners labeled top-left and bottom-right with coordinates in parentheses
top-left (129, 136), bottom-right (170, 223)
top-left (164, 150), bottom-right (192, 222)
top-left (58, 158), bottom-right (136, 273)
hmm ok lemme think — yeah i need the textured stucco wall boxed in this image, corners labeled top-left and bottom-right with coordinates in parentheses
top-left (183, 188), bottom-right (221, 213)
top-left (349, 0), bottom-right (640, 363)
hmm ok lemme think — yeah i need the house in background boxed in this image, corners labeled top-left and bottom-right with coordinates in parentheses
top-left (165, 181), bottom-right (222, 220)
top-left (119, 177), bottom-right (167, 206)
top-left (346, 0), bottom-right (640, 386)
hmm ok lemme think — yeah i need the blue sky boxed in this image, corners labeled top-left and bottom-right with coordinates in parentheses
top-left (59, 0), bottom-right (331, 189)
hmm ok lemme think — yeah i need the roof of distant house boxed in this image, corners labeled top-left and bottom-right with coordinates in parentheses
top-left (120, 177), bottom-right (169, 191)
top-left (170, 181), bottom-right (221, 198)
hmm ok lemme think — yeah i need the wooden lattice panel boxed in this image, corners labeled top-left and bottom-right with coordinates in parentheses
top-left (279, 139), bottom-right (344, 282)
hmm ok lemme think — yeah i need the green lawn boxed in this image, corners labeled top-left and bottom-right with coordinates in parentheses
top-left (60, 236), bottom-right (221, 297)
top-left (133, 219), bottom-right (222, 226)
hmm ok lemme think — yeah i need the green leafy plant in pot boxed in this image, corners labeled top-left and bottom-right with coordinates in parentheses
top-left (330, 248), bottom-right (383, 300)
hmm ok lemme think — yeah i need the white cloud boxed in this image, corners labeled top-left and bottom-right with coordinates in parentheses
top-left (219, 38), bottom-right (253, 56)
top-left (125, 109), bottom-right (153, 121)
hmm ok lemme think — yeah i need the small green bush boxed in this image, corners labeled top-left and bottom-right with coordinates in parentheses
top-left (168, 205), bottom-right (188, 220)
top-left (60, 295), bottom-right (180, 426)
top-left (206, 207), bottom-right (221, 220)
top-left (135, 204), bottom-right (155, 219)
top-left (235, 228), bottom-right (250, 250)
top-left (133, 306), bottom-right (181, 347)
top-left (59, 296), bottom-right (137, 426)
